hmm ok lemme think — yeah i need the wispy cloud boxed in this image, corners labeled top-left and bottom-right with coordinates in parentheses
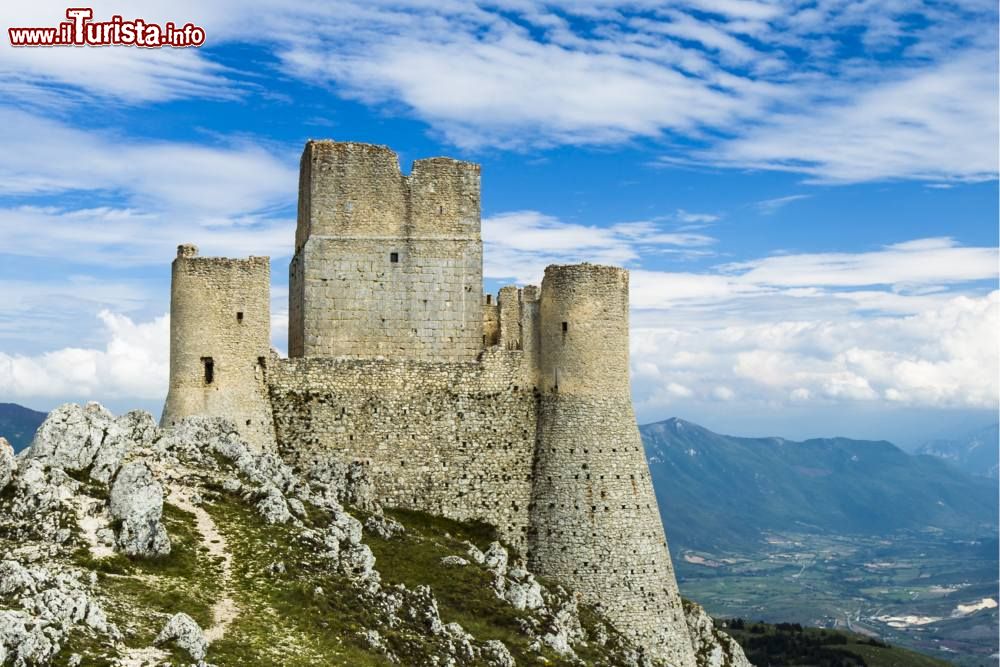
top-left (0, 108), bottom-right (296, 215)
top-left (483, 210), bottom-right (716, 283)
top-left (4, 1), bottom-right (995, 183)
top-left (708, 54), bottom-right (999, 183)
top-left (754, 194), bottom-right (810, 214)
top-left (0, 109), bottom-right (296, 266)
top-left (676, 209), bottom-right (721, 225)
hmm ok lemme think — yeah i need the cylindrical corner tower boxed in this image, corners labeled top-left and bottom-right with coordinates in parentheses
top-left (528, 264), bottom-right (696, 666)
top-left (161, 244), bottom-right (276, 452)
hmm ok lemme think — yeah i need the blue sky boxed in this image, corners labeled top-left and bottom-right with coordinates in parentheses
top-left (0, 0), bottom-right (997, 446)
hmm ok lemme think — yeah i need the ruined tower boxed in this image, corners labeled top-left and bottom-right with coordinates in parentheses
top-left (289, 141), bottom-right (483, 360)
top-left (527, 264), bottom-right (696, 666)
top-left (160, 244), bottom-right (275, 452)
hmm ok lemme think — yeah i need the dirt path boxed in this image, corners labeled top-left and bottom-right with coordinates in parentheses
top-left (168, 487), bottom-right (239, 643)
top-left (71, 495), bottom-right (115, 560)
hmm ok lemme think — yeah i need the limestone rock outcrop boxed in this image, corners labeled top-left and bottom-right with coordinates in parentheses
top-left (0, 437), bottom-right (14, 491)
top-left (684, 599), bottom-right (754, 667)
top-left (109, 461), bottom-right (171, 558)
top-left (155, 612), bottom-right (208, 662)
top-left (26, 402), bottom-right (113, 471)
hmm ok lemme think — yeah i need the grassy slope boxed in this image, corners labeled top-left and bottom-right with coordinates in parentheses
top-left (60, 487), bottom-right (626, 666)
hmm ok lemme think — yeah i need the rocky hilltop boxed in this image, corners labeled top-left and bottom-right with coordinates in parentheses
top-left (0, 403), bottom-right (751, 667)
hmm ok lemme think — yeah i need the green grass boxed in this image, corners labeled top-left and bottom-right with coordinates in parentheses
top-left (87, 502), bottom-right (225, 664)
top-left (369, 506), bottom-right (629, 666)
top-left (203, 493), bottom-right (391, 666)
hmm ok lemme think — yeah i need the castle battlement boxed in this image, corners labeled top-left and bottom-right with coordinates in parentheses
top-left (162, 141), bottom-right (697, 666)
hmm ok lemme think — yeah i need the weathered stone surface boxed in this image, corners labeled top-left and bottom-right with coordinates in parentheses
top-left (684, 600), bottom-right (754, 667)
top-left (91, 410), bottom-right (159, 484)
top-left (500, 564), bottom-right (545, 611)
top-left (155, 612), bottom-right (208, 662)
top-left (5, 460), bottom-right (77, 543)
top-left (27, 402), bottom-right (114, 471)
top-left (481, 639), bottom-right (516, 667)
top-left (0, 437), bottom-right (14, 491)
top-left (256, 484), bottom-right (292, 524)
top-left (363, 513), bottom-right (404, 539)
top-left (0, 561), bottom-right (117, 667)
top-left (160, 247), bottom-right (275, 454)
top-left (440, 555), bottom-right (469, 567)
top-left (109, 461), bottom-right (170, 557)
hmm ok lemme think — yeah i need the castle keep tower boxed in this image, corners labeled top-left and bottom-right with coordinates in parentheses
top-left (289, 141), bottom-right (483, 361)
top-left (528, 264), bottom-right (696, 667)
top-left (161, 244), bottom-right (275, 452)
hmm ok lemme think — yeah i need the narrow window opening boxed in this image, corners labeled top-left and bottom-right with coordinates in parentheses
top-left (236, 311), bottom-right (244, 323)
top-left (390, 252), bottom-right (399, 263)
top-left (257, 356), bottom-right (266, 369)
top-left (201, 357), bottom-right (214, 385)
top-left (486, 294), bottom-right (492, 304)
top-left (562, 321), bottom-right (568, 332)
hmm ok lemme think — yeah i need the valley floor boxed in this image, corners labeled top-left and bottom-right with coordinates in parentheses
top-left (675, 528), bottom-right (999, 667)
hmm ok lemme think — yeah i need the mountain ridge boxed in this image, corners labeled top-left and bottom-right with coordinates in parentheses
top-left (0, 402), bottom-right (47, 452)
top-left (641, 417), bottom-right (998, 552)
top-left (915, 422), bottom-right (999, 479)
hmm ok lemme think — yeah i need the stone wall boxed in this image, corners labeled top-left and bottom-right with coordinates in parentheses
top-left (161, 245), bottom-right (275, 452)
top-left (289, 141), bottom-right (483, 361)
top-left (289, 237), bottom-right (482, 360)
top-left (267, 349), bottom-right (537, 551)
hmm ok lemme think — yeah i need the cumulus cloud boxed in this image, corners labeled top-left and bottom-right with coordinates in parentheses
top-left (484, 215), bottom-right (999, 413)
top-left (0, 310), bottom-right (168, 400)
top-left (632, 291), bottom-right (999, 412)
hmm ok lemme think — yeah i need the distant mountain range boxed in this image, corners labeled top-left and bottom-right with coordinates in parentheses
top-left (915, 423), bottom-right (998, 479)
top-left (0, 403), bottom-right (47, 452)
top-left (641, 418), bottom-right (998, 552)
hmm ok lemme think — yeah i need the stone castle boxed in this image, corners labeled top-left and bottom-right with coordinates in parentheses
top-left (161, 140), bottom-right (697, 666)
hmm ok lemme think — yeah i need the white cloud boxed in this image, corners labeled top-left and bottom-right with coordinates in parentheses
top-left (755, 194), bottom-right (810, 214)
top-left (479, 210), bottom-right (998, 413)
top-left (0, 310), bottom-right (168, 400)
top-left (2, 1), bottom-right (996, 182)
top-left (0, 206), bottom-right (293, 266)
top-left (721, 238), bottom-right (998, 288)
top-left (0, 1), bottom-right (246, 104)
top-left (632, 291), bottom-right (999, 412)
top-left (483, 210), bottom-right (716, 283)
top-left (0, 108), bottom-right (296, 216)
top-left (0, 108), bottom-right (296, 265)
top-left (676, 209), bottom-right (720, 225)
top-left (709, 54), bottom-right (999, 183)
